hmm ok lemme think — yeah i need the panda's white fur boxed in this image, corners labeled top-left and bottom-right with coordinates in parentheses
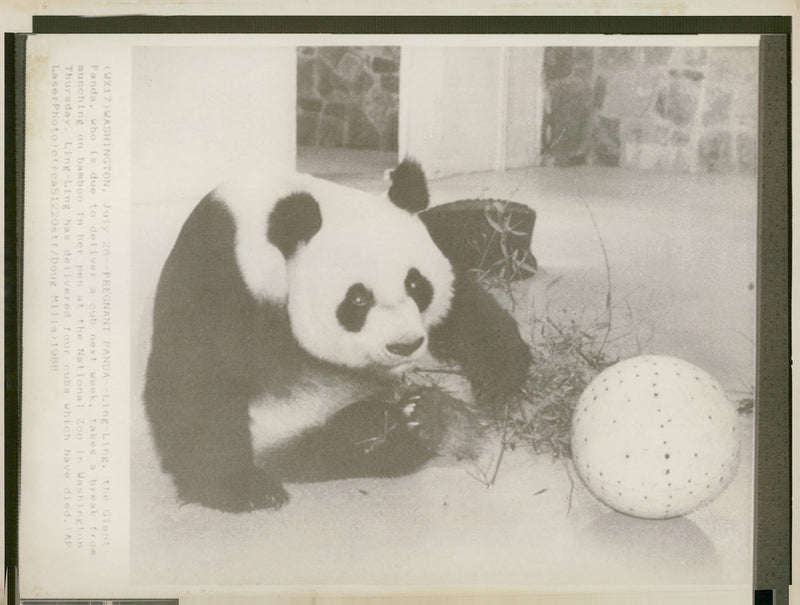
top-left (144, 160), bottom-right (532, 511)
top-left (248, 367), bottom-right (384, 454)
top-left (219, 168), bottom-right (454, 369)
top-left (287, 201), bottom-right (453, 369)
top-left (222, 169), bottom-right (454, 455)
top-left (217, 169), bottom-right (301, 302)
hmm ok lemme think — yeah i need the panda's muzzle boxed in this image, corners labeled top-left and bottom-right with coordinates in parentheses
top-left (386, 336), bottom-right (425, 357)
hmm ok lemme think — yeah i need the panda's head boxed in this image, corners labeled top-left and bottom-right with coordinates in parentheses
top-left (267, 160), bottom-right (454, 370)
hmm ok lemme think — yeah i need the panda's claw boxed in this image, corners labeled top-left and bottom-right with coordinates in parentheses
top-left (393, 388), bottom-right (451, 451)
top-left (248, 470), bottom-right (290, 511)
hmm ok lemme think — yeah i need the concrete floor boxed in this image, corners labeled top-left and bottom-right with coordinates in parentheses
top-left (130, 153), bottom-right (755, 589)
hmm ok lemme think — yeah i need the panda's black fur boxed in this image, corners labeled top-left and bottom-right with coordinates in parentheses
top-left (144, 160), bottom-right (531, 512)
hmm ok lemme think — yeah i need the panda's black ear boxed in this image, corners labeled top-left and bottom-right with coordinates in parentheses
top-left (267, 192), bottom-right (322, 258)
top-left (388, 158), bottom-right (429, 213)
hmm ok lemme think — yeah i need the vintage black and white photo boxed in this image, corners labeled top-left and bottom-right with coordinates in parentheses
top-left (127, 39), bottom-right (758, 586)
top-left (16, 28), bottom-right (770, 602)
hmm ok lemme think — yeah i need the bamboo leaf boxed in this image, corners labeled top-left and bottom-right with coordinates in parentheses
top-left (485, 215), bottom-right (503, 233)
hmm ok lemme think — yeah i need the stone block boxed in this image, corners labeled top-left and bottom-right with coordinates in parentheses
top-left (297, 46), bottom-right (400, 151)
top-left (337, 51), bottom-right (364, 82)
top-left (732, 87), bottom-right (758, 129)
top-left (296, 112), bottom-right (319, 146)
top-left (351, 70), bottom-right (375, 96)
top-left (318, 115), bottom-right (345, 147)
top-left (543, 47), bottom-right (573, 81)
top-left (597, 47), bottom-right (638, 70)
top-left (593, 75), bottom-right (607, 108)
top-left (670, 129), bottom-right (691, 146)
top-left (319, 46), bottom-right (348, 66)
top-left (316, 58), bottom-right (348, 98)
top-left (381, 74), bottom-right (399, 94)
top-left (698, 131), bottom-right (734, 172)
top-left (383, 110), bottom-right (399, 151)
top-left (297, 96), bottom-right (322, 112)
top-left (372, 56), bottom-right (398, 73)
top-left (620, 119), bottom-right (669, 146)
top-left (297, 58), bottom-right (315, 98)
top-left (622, 141), bottom-right (696, 172)
top-left (670, 147), bottom-right (696, 172)
top-left (368, 47), bottom-right (399, 63)
top-left (656, 74), bottom-right (701, 126)
top-left (679, 47), bottom-right (707, 67)
top-left (736, 131), bottom-right (757, 172)
top-left (708, 48), bottom-right (758, 84)
top-left (591, 115), bottom-right (621, 166)
top-left (327, 87), bottom-right (350, 106)
top-left (364, 88), bottom-right (395, 126)
top-left (675, 68), bottom-right (704, 82)
top-left (323, 101), bottom-right (347, 117)
top-left (644, 47), bottom-right (672, 65)
top-left (573, 47), bottom-right (594, 72)
top-left (544, 77), bottom-right (592, 166)
top-left (702, 85), bottom-right (733, 126)
top-left (621, 141), bottom-right (659, 170)
top-left (347, 106), bottom-right (381, 149)
top-left (602, 70), bottom-right (661, 118)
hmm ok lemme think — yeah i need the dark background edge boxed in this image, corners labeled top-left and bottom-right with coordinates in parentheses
top-left (3, 14), bottom-right (792, 605)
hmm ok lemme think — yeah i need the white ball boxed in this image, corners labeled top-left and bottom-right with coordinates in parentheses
top-left (571, 355), bottom-right (740, 519)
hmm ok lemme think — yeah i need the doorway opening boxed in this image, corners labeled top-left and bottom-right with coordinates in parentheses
top-left (296, 46), bottom-right (400, 181)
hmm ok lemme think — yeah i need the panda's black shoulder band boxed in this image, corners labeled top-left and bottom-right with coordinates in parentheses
top-left (267, 192), bottom-right (323, 258)
top-left (388, 158), bottom-right (429, 213)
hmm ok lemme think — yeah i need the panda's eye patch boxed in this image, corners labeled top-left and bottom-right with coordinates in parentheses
top-left (337, 283), bottom-right (374, 332)
top-left (405, 268), bottom-right (433, 312)
top-left (348, 283), bottom-right (372, 307)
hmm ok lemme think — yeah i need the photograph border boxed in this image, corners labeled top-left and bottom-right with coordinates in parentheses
top-left (5, 11), bottom-right (791, 604)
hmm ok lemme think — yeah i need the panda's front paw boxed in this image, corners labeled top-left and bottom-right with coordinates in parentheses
top-left (472, 338), bottom-right (531, 408)
top-left (178, 468), bottom-right (290, 512)
top-left (244, 469), bottom-right (291, 510)
top-left (401, 387), bottom-right (488, 460)
top-left (400, 388), bottom-right (447, 452)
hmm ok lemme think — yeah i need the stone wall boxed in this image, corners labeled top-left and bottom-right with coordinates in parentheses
top-left (542, 46), bottom-right (758, 172)
top-left (297, 46), bottom-right (399, 151)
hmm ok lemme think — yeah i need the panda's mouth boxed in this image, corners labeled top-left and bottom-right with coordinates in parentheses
top-left (378, 345), bottom-right (430, 373)
top-left (385, 358), bottom-right (419, 374)
top-left (372, 352), bottom-right (416, 369)
top-left (385, 336), bottom-right (426, 357)
top-left (378, 336), bottom-right (427, 368)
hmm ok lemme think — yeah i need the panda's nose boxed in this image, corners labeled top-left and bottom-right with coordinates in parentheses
top-left (386, 336), bottom-right (425, 357)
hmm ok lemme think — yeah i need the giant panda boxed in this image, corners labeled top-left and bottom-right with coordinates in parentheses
top-left (143, 159), bottom-right (531, 512)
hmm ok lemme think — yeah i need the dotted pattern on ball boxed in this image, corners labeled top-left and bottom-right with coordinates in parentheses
top-left (571, 355), bottom-right (740, 519)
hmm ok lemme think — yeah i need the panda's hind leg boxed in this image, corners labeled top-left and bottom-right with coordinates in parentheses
top-left (144, 376), bottom-right (290, 512)
top-left (176, 465), bottom-right (289, 513)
